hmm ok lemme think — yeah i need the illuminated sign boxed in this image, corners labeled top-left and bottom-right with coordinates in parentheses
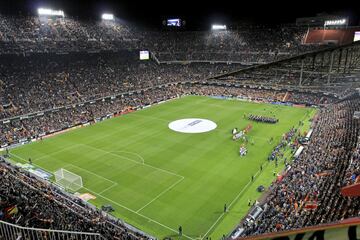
top-left (354, 32), bottom-right (360, 42)
top-left (324, 19), bottom-right (347, 26)
top-left (140, 51), bottom-right (150, 60)
top-left (38, 8), bottom-right (64, 17)
top-left (212, 24), bottom-right (227, 30)
top-left (167, 19), bottom-right (181, 27)
top-left (102, 13), bottom-right (114, 20)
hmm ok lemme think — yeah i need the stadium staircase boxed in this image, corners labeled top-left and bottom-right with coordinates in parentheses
top-left (150, 51), bottom-right (161, 64)
top-left (282, 92), bottom-right (290, 102)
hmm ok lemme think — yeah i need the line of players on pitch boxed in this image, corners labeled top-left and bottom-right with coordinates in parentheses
top-left (247, 114), bottom-right (279, 124)
top-left (232, 114), bottom-right (279, 156)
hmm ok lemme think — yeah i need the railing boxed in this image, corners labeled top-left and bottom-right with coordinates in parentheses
top-left (0, 220), bottom-right (106, 240)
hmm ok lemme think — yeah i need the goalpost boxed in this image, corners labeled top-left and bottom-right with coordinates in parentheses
top-left (54, 168), bottom-right (83, 192)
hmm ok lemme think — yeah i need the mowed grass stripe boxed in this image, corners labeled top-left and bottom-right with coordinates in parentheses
top-left (10, 96), bottom-right (315, 239)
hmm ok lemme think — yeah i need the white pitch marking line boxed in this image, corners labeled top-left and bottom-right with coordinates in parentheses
top-left (201, 168), bottom-right (262, 240)
top-left (10, 152), bottom-right (46, 170)
top-left (80, 185), bottom-right (195, 240)
top-left (9, 152), bottom-right (194, 240)
top-left (98, 182), bottom-right (118, 195)
top-left (111, 151), bottom-right (145, 164)
top-left (81, 109), bottom-right (175, 147)
top-left (79, 145), bottom-right (187, 212)
top-left (32, 144), bottom-right (78, 162)
top-left (80, 143), bottom-right (184, 178)
top-left (136, 176), bottom-right (184, 213)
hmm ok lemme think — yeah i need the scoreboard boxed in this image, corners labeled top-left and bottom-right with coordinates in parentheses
top-left (139, 51), bottom-right (149, 60)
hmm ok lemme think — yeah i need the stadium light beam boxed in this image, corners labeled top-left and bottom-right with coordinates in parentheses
top-left (102, 13), bottom-right (114, 21)
top-left (212, 24), bottom-right (227, 30)
top-left (38, 8), bottom-right (64, 17)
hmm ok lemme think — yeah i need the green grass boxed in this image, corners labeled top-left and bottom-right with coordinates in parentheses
top-left (8, 96), bottom-right (316, 239)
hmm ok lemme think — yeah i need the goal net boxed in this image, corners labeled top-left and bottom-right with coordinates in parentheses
top-left (54, 168), bottom-right (83, 192)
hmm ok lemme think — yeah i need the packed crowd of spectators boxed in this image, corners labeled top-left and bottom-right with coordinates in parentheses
top-left (1, 13), bottom-right (359, 239)
top-left (343, 128), bottom-right (360, 186)
top-left (0, 53), bottom-right (241, 120)
top-left (0, 86), bottom-right (184, 145)
top-left (147, 26), bottom-right (323, 63)
top-left (0, 14), bottom-right (325, 63)
top-left (0, 15), bottom-right (139, 53)
top-left (267, 127), bottom-right (298, 164)
top-left (0, 161), bottom-right (149, 240)
top-left (1, 51), bottom-right (338, 123)
top-left (1, 82), bottom-right (334, 147)
top-left (241, 97), bottom-right (360, 236)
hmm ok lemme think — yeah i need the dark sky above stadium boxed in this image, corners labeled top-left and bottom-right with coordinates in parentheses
top-left (0, 0), bottom-right (358, 29)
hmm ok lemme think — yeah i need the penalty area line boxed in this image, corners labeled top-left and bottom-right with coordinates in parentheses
top-left (9, 153), bottom-right (194, 240)
top-left (81, 185), bottom-right (195, 240)
top-left (136, 176), bottom-right (184, 213)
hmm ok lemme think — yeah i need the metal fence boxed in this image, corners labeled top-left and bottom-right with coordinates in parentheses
top-left (0, 220), bottom-right (106, 240)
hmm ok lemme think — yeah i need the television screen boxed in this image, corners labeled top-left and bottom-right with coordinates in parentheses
top-left (139, 51), bottom-right (149, 60)
top-left (354, 32), bottom-right (360, 42)
top-left (167, 19), bottom-right (181, 27)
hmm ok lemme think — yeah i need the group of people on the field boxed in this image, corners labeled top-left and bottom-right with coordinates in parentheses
top-left (247, 114), bottom-right (278, 124)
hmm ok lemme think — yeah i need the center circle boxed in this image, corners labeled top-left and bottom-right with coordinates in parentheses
top-left (168, 118), bottom-right (217, 133)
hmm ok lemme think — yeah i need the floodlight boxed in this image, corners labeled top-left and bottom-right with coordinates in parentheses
top-left (102, 13), bottom-right (114, 21)
top-left (212, 24), bottom-right (227, 30)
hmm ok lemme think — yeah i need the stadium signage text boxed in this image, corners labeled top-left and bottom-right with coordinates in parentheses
top-left (324, 19), bottom-right (347, 26)
top-left (38, 8), bottom-right (64, 17)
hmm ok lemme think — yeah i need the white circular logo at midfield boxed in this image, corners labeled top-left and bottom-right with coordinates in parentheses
top-left (168, 118), bottom-right (217, 133)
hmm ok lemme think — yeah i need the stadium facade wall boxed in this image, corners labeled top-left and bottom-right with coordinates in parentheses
top-left (304, 28), bottom-right (360, 45)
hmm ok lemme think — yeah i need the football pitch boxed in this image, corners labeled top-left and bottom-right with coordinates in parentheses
top-left (8, 95), bottom-right (316, 239)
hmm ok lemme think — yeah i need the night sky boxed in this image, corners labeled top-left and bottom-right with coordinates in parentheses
top-left (0, 0), bottom-right (358, 29)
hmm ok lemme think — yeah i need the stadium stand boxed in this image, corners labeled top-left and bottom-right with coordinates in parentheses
top-left (0, 12), bottom-right (359, 240)
top-left (0, 159), bottom-right (150, 240)
top-left (0, 15), bottom-right (323, 63)
top-left (238, 96), bottom-right (360, 237)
